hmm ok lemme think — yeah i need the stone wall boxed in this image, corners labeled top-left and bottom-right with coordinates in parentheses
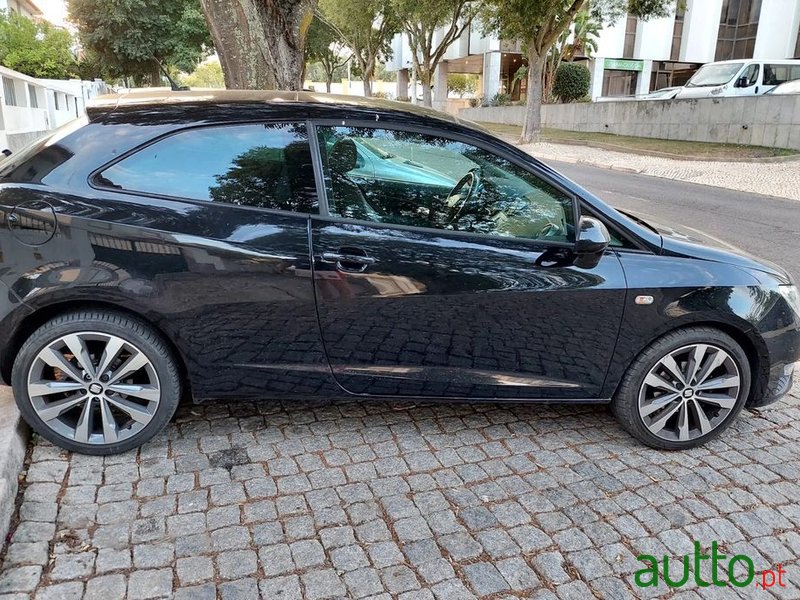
top-left (460, 95), bottom-right (800, 150)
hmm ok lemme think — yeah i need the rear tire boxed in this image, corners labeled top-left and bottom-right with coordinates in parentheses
top-left (12, 310), bottom-right (181, 455)
top-left (612, 327), bottom-right (750, 450)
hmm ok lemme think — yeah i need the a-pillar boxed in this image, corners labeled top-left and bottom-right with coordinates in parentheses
top-left (396, 68), bottom-right (409, 101)
top-left (433, 61), bottom-right (449, 110)
top-left (482, 51), bottom-right (501, 101)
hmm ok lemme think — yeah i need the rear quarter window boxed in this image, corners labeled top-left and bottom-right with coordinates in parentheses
top-left (96, 122), bottom-right (318, 213)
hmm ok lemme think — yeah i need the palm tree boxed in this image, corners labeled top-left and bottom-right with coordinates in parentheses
top-left (565, 11), bottom-right (601, 61)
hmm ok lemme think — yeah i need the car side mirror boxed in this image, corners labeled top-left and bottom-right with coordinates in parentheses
top-left (735, 76), bottom-right (749, 88)
top-left (574, 216), bottom-right (610, 269)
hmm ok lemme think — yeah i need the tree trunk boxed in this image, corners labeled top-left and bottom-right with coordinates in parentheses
top-left (150, 62), bottom-right (162, 87)
top-left (199, 0), bottom-right (316, 90)
top-left (420, 69), bottom-right (432, 107)
top-left (326, 75), bottom-right (332, 93)
top-left (363, 77), bottom-right (373, 97)
top-left (521, 48), bottom-right (545, 144)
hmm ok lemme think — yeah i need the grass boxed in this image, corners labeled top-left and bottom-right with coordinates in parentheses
top-left (479, 122), bottom-right (798, 160)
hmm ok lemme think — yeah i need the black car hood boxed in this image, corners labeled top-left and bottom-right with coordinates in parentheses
top-left (622, 210), bottom-right (792, 285)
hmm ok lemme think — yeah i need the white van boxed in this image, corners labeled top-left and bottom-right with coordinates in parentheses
top-left (675, 59), bottom-right (800, 99)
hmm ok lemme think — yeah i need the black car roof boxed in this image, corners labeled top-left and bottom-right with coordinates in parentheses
top-left (87, 89), bottom-right (487, 132)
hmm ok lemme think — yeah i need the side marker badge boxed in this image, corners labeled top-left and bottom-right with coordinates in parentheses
top-left (635, 295), bottom-right (654, 305)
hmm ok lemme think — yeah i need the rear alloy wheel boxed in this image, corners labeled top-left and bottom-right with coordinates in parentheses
top-left (612, 327), bottom-right (750, 449)
top-left (13, 311), bottom-right (181, 455)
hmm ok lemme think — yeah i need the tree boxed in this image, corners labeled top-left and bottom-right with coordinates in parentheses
top-left (0, 11), bottom-right (76, 79)
top-left (318, 0), bottom-right (396, 97)
top-left (552, 62), bottom-right (590, 102)
top-left (68, 0), bottom-right (212, 86)
top-left (391, 0), bottom-right (479, 107)
top-left (182, 60), bottom-right (225, 88)
top-left (305, 16), bottom-right (350, 92)
top-left (447, 73), bottom-right (478, 97)
top-left (482, 0), bottom-right (675, 142)
top-left (542, 9), bottom-right (600, 102)
top-left (199, 0), bottom-right (316, 90)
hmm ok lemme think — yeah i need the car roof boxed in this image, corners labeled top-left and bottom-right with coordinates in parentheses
top-left (87, 89), bottom-right (487, 131)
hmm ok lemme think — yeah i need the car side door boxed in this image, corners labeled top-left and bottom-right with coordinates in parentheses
top-left (309, 122), bottom-right (627, 400)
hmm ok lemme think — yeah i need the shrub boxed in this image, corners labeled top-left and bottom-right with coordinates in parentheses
top-left (553, 62), bottom-right (591, 103)
top-left (483, 93), bottom-right (512, 107)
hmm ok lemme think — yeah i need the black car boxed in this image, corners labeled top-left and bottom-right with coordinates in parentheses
top-left (0, 91), bottom-right (797, 455)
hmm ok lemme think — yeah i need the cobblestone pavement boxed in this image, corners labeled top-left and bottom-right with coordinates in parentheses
top-left (519, 142), bottom-right (800, 201)
top-left (1, 383), bottom-right (799, 600)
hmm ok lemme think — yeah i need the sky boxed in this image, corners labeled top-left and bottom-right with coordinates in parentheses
top-left (35, 0), bottom-right (70, 28)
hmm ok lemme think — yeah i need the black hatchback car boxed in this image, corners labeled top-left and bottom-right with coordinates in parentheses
top-left (0, 91), bottom-right (798, 454)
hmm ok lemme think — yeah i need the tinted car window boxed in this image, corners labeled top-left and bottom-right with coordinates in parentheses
top-left (317, 126), bottom-right (575, 243)
top-left (99, 123), bottom-right (318, 212)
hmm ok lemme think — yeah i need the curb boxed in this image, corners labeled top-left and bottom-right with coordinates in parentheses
top-left (0, 386), bottom-right (29, 550)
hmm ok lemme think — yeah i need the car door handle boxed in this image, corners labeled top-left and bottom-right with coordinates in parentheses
top-left (321, 252), bottom-right (376, 265)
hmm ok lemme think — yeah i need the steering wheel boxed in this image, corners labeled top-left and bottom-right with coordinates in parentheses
top-left (537, 222), bottom-right (563, 239)
top-left (446, 169), bottom-right (480, 225)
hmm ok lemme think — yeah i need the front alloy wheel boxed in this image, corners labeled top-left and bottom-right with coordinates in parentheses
top-left (612, 327), bottom-right (750, 450)
top-left (637, 344), bottom-right (740, 443)
top-left (13, 311), bottom-right (181, 455)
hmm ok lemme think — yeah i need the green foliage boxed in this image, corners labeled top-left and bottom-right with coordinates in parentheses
top-left (318, 0), bottom-right (397, 93)
top-left (390, 0), bottom-right (477, 103)
top-left (305, 15), bottom-right (350, 87)
top-left (448, 73), bottom-right (478, 97)
top-left (68, 0), bottom-right (212, 83)
top-left (552, 62), bottom-right (590, 102)
top-left (181, 60), bottom-right (224, 88)
top-left (483, 92), bottom-right (511, 107)
top-left (0, 10), bottom-right (77, 78)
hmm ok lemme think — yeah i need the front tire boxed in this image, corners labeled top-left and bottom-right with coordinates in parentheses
top-left (612, 327), bottom-right (750, 450)
top-left (12, 310), bottom-right (181, 455)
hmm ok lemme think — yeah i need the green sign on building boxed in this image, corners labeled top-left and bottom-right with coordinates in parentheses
top-left (604, 58), bottom-right (645, 71)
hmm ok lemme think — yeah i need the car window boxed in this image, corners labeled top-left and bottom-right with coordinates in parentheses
top-left (742, 64), bottom-right (759, 86)
top-left (316, 126), bottom-right (575, 243)
top-left (764, 64), bottom-right (799, 86)
top-left (98, 123), bottom-right (318, 213)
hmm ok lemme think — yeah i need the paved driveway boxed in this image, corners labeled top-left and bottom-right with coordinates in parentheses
top-left (0, 383), bottom-right (798, 600)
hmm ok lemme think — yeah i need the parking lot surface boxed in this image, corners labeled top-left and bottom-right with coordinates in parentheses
top-left (0, 384), bottom-right (799, 600)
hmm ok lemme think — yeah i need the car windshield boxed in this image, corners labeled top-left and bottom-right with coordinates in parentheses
top-left (686, 63), bottom-right (744, 87)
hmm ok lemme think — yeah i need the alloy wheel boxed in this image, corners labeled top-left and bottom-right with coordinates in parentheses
top-left (26, 332), bottom-right (161, 445)
top-left (637, 343), bottom-right (741, 442)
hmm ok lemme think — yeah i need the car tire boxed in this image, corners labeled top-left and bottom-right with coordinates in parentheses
top-left (611, 326), bottom-right (751, 450)
top-left (12, 310), bottom-right (181, 455)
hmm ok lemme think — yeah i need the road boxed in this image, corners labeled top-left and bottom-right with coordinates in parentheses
top-left (546, 159), bottom-right (800, 281)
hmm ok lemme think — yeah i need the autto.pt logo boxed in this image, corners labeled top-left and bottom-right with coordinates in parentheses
top-left (635, 541), bottom-right (787, 590)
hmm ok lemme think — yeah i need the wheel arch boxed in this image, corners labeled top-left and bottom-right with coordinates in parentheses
top-left (607, 318), bottom-right (768, 405)
top-left (1, 300), bottom-right (192, 401)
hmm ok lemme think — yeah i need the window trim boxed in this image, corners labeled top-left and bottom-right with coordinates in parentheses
top-left (307, 118), bottom-right (581, 249)
top-left (88, 119), bottom-right (322, 217)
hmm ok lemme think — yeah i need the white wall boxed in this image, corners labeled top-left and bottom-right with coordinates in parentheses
top-left (681, 0), bottom-right (725, 63)
top-left (635, 14), bottom-right (676, 60)
top-left (460, 94), bottom-right (800, 150)
top-left (595, 17), bottom-right (627, 59)
top-left (754, 0), bottom-right (800, 59)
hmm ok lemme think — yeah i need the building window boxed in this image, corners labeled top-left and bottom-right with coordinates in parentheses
top-left (623, 15), bottom-right (638, 58)
top-left (603, 70), bottom-right (638, 97)
top-left (54, 92), bottom-right (60, 110)
top-left (650, 61), bottom-right (701, 90)
top-left (670, 4), bottom-right (685, 61)
top-left (715, 0), bottom-right (762, 60)
top-left (2, 77), bottom-right (18, 106)
top-left (28, 84), bottom-right (38, 108)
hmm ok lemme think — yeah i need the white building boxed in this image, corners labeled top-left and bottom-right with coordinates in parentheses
top-left (387, 0), bottom-right (800, 105)
top-left (0, 0), bottom-right (42, 19)
top-left (0, 65), bottom-right (108, 151)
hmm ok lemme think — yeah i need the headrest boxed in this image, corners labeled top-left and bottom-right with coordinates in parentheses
top-left (329, 138), bottom-right (358, 173)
